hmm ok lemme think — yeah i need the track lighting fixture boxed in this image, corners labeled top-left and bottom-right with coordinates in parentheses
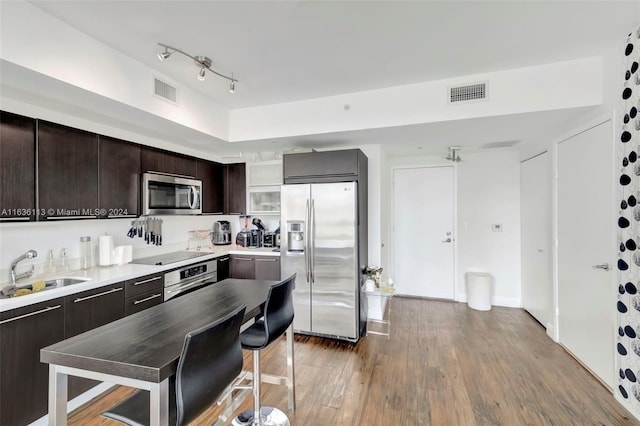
top-left (157, 43), bottom-right (238, 92)
top-left (445, 146), bottom-right (462, 162)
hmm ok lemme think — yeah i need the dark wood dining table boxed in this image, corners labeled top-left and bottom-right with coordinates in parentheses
top-left (41, 278), bottom-right (296, 425)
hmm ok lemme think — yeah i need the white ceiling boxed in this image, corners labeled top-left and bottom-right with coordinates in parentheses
top-left (14, 1), bottom-right (640, 156)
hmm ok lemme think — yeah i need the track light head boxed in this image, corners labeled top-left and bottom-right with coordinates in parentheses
top-left (446, 146), bottom-right (462, 162)
top-left (229, 76), bottom-right (235, 93)
top-left (197, 67), bottom-right (206, 81)
top-left (157, 48), bottom-right (172, 61)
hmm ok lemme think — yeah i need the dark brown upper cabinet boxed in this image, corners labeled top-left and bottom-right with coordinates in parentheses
top-left (196, 159), bottom-right (224, 214)
top-left (99, 136), bottom-right (140, 218)
top-left (140, 146), bottom-right (197, 177)
top-left (38, 121), bottom-right (98, 220)
top-left (225, 163), bottom-right (246, 215)
top-left (0, 111), bottom-right (36, 222)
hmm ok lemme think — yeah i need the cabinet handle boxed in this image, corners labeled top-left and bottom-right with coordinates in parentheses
top-left (202, 212), bottom-right (224, 215)
top-left (0, 217), bottom-right (31, 221)
top-left (219, 257), bottom-right (230, 262)
top-left (109, 214), bottom-right (138, 218)
top-left (47, 215), bottom-right (97, 220)
top-left (0, 305), bottom-right (62, 324)
top-left (133, 276), bottom-right (161, 286)
top-left (133, 293), bottom-right (162, 305)
top-left (256, 258), bottom-right (278, 262)
top-left (229, 212), bottom-right (243, 215)
top-left (74, 287), bottom-right (123, 303)
top-left (235, 257), bottom-right (253, 261)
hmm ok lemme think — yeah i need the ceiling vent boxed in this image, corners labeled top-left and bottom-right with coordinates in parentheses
top-left (153, 77), bottom-right (178, 104)
top-left (481, 140), bottom-right (521, 149)
top-left (448, 82), bottom-right (488, 104)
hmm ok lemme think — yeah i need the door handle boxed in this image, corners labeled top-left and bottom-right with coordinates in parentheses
top-left (442, 238), bottom-right (452, 243)
top-left (592, 263), bottom-right (610, 271)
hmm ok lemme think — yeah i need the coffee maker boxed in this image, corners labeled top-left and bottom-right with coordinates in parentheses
top-left (212, 220), bottom-right (231, 245)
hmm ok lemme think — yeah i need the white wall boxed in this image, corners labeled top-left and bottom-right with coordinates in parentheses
top-left (229, 57), bottom-right (603, 142)
top-left (387, 149), bottom-right (522, 307)
top-left (0, 215), bottom-right (245, 280)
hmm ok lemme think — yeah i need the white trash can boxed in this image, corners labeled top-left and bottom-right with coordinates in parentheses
top-left (465, 272), bottom-right (492, 311)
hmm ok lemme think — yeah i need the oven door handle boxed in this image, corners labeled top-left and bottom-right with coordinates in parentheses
top-left (165, 274), bottom-right (216, 298)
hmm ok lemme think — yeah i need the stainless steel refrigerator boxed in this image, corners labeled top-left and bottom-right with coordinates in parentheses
top-left (280, 181), bottom-right (366, 342)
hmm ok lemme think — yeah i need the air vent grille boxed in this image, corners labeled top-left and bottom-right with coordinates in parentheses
top-left (449, 82), bottom-right (487, 103)
top-left (154, 77), bottom-right (178, 104)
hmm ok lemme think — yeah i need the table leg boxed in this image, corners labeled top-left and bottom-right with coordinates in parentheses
top-left (149, 378), bottom-right (170, 426)
top-left (48, 365), bottom-right (68, 426)
top-left (286, 323), bottom-right (296, 411)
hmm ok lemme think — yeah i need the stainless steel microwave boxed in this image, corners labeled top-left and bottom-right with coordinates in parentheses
top-left (142, 173), bottom-right (202, 215)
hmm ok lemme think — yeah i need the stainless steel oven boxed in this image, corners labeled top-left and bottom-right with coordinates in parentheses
top-left (142, 172), bottom-right (202, 215)
top-left (164, 259), bottom-right (217, 301)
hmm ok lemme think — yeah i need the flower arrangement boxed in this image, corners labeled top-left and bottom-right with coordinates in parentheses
top-left (363, 266), bottom-right (383, 287)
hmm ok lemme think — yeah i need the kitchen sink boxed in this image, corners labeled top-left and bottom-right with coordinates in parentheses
top-left (44, 277), bottom-right (91, 287)
top-left (0, 276), bottom-right (91, 298)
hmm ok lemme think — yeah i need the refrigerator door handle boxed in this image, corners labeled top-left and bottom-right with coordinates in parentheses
top-left (310, 198), bottom-right (315, 283)
top-left (305, 199), bottom-right (310, 283)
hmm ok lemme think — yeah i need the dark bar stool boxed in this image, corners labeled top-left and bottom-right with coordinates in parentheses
top-left (232, 274), bottom-right (296, 426)
top-left (102, 304), bottom-right (247, 426)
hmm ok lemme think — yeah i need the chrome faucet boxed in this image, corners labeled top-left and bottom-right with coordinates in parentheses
top-left (10, 250), bottom-right (38, 284)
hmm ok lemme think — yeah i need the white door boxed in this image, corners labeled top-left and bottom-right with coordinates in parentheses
top-left (392, 166), bottom-right (454, 298)
top-left (557, 120), bottom-right (614, 388)
top-left (521, 152), bottom-right (553, 329)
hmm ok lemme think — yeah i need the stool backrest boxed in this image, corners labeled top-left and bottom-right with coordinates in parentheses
top-left (263, 273), bottom-right (296, 346)
top-left (175, 304), bottom-right (246, 425)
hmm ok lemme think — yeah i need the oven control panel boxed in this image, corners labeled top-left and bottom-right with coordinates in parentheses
top-left (165, 260), bottom-right (217, 287)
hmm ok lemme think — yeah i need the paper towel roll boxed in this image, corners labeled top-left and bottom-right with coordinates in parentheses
top-left (99, 235), bottom-right (114, 266)
top-left (122, 245), bottom-right (133, 263)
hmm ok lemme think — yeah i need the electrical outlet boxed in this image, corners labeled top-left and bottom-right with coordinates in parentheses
top-left (492, 224), bottom-right (502, 232)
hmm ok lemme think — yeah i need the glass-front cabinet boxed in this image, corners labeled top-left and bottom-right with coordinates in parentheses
top-left (246, 160), bottom-right (282, 215)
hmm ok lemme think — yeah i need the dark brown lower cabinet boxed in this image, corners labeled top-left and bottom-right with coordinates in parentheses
top-left (230, 255), bottom-right (280, 280)
top-left (230, 255), bottom-right (255, 279)
top-left (64, 283), bottom-right (125, 398)
top-left (0, 298), bottom-right (65, 426)
top-left (125, 291), bottom-right (163, 316)
top-left (255, 256), bottom-right (281, 280)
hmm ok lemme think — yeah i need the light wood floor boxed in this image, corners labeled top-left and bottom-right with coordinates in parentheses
top-left (68, 298), bottom-right (638, 425)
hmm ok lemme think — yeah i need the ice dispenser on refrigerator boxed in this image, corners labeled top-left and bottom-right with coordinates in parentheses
top-left (287, 221), bottom-right (305, 252)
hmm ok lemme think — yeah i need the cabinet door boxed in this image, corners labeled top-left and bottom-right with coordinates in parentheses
top-left (225, 163), bottom-right (246, 215)
top-left (217, 255), bottom-right (230, 281)
top-left (283, 150), bottom-right (359, 183)
top-left (140, 147), bottom-right (197, 177)
top-left (230, 255), bottom-right (255, 279)
top-left (255, 256), bottom-right (281, 280)
top-left (99, 135), bottom-right (140, 218)
top-left (0, 299), bottom-right (64, 426)
top-left (196, 160), bottom-right (224, 214)
top-left (64, 283), bottom-right (124, 397)
top-left (0, 111), bottom-right (36, 222)
top-left (38, 121), bottom-right (98, 219)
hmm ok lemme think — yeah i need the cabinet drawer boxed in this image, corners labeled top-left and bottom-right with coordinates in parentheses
top-left (125, 272), bottom-right (164, 298)
top-left (125, 290), bottom-right (164, 316)
top-left (230, 255), bottom-right (255, 279)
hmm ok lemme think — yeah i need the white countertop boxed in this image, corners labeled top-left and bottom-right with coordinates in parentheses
top-left (0, 246), bottom-right (280, 313)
